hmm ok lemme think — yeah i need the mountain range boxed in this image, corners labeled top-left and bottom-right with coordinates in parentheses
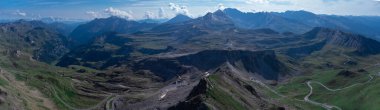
top-left (1, 8), bottom-right (380, 110)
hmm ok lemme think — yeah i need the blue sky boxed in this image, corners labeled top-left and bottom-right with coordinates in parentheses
top-left (1, 0), bottom-right (380, 20)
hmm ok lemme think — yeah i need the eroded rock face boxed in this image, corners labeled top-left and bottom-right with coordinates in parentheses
top-left (134, 50), bottom-right (289, 81)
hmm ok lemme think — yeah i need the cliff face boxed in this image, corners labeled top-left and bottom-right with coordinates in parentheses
top-left (134, 50), bottom-right (289, 81)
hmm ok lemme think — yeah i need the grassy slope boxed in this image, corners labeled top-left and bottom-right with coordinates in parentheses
top-left (206, 75), bottom-right (246, 110)
top-left (276, 51), bottom-right (380, 110)
top-left (309, 66), bottom-right (380, 110)
top-left (0, 52), bottom-right (102, 110)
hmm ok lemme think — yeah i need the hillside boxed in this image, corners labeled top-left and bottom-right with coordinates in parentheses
top-left (69, 16), bottom-right (157, 46)
top-left (286, 27), bottom-right (380, 58)
top-left (0, 20), bottom-right (69, 63)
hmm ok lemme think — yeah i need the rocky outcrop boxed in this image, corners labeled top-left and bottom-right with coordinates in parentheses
top-left (0, 88), bottom-right (7, 105)
top-left (168, 78), bottom-right (209, 110)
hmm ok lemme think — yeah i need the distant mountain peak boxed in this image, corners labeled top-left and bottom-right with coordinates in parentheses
top-left (201, 10), bottom-right (232, 23)
top-left (223, 8), bottom-right (241, 12)
top-left (284, 10), bottom-right (316, 15)
top-left (151, 10), bottom-right (235, 32)
top-left (175, 14), bottom-right (191, 18)
top-left (99, 16), bottom-right (128, 21)
top-left (165, 14), bottom-right (192, 24)
top-left (214, 9), bottom-right (224, 14)
top-left (223, 8), bottom-right (244, 15)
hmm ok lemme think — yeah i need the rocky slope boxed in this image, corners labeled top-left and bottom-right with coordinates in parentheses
top-left (118, 59), bottom-right (290, 110)
top-left (286, 27), bottom-right (380, 58)
top-left (0, 20), bottom-right (69, 63)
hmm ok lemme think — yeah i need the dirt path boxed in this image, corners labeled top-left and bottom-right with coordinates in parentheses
top-left (50, 86), bottom-right (113, 110)
top-left (0, 67), bottom-right (58, 110)
top-left (0, 66), bottom-right (112, 110)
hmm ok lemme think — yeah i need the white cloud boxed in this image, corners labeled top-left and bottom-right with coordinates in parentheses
top-left (85, 11), bottom-right (100, 18)
top-left (104, 7), bottom-right (133, 19)
top-left (158, 7), bottom-right (167, 18)
top-left (244, 0), bottom-right (292, 5)
top-left (218, 3), bottom-right (226, 10)
top-left (169, 3), bottom-right (190, 16)
top-left (245, 0), bottom-right (270, 4)
top-left (144, 11), bottom-right (155, 19)
top-left (15, 10), bottom-right (27, 16)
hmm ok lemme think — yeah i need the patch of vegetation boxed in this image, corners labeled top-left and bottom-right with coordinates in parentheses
top-left (0, 77), bottom-right (8, 86)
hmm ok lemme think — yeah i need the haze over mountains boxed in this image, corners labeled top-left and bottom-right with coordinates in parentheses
top-left (66, 8), bottom-right (380, 47)
top-left (1, 7), bottom-right (380, 110)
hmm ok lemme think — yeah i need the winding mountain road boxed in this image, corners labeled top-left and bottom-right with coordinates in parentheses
top-left (243, 60), bottom-right (378, 110)
top-left (304, 74), bottom-right (374, 110)
top-left (304, 81), bottom-right (342, 110)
